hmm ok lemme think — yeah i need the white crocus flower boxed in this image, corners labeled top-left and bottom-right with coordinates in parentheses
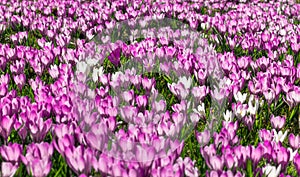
top-left (288, 147), bottom-right (298, 162)
top-left (92, 68), bottom-right (99, 83)
top-left (111, 71), bottom-right (122, 82)
top-left (223, 110), bottom-right (234, 122)
top-left (87, 87), bottom-right (95, 99)
top-left (178, 76), bottom-right (192, 89)
top-left (272, 129), bottom-right (288, 143)
top-left (247, 95), bottom-right (259, 115)
top-left (86, 57), bottom-right (98, 66)
top-left (234, 91), bottom-right (247, 103)
top-left (193, 102), bottom-right (205, 117)
top-left (45, 41), bottom-right (52, 47)
top-left (92, 67), bottom-right (104, 82)
top-left (262, 164), bottom-right (281, 177)
top-left (225, 78), bottom-right (233, 86)
top-left (234, 104), bottom-right (247, 119)
top-left (76, 61), bottom-right (89, 74)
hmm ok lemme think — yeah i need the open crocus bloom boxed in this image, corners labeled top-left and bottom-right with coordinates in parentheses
top-left (262, 164), bottom-right (281, 177)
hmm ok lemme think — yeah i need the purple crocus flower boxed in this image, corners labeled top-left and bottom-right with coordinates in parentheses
top-left (122, 90), bottom-right (135, 104)
top-left (108, 47), bottom-right (121, 67)
top-left (0, 115), bottom-right (15, 141)
top-left (84, 122), bottom-right (109, 151)
top-left (263, 88), bottom-right (275, 105)
top-left (53, 134), bottom-right (75, 157)
top-left (270, 115), bottom-right (286, 130)
top-left (21, 142), bottom-right (53, 177)
top-left (13, 74), bottom-right (26, 90)
top-left (0, 143), bottom-right (22, 163)
top-left (191, 86), bottom-right (209, 103)
top-left (250, 145), bottom-right (264, 167)
top-left (259, 129), bottom-right (274, 142)
top-left (142, 77), bottom-right (155, 92)
top-left (289, 134), bottom-right (300, 150)
top-left (294, 154), bottom-right (300, 175)
top-left (243, 115), bottom-right (254, 130)
top-left (207, 155), bottom-right (224, 171)
top-left (64, 145), bottom-right (95, 175)
top-left (136, 95), bottom-right (148, 108)
top-left (27, 111), bottom-right (52, 142)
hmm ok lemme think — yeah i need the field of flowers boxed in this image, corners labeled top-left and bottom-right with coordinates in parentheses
top-left (0, 0), bottom-right (300, 176)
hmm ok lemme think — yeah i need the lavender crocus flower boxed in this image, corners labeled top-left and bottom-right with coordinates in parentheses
top-left (270, 115), bottom-right (286, 130)
top-left (21, 142), bottom-right (53, 177)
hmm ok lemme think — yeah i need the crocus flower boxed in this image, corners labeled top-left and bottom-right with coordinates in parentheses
top-left (208, 155), bottom-right (224, 171)
top-left (287, 147), bottom-right (297, 162)
top-left (263, 88), bottom-right (275, 105)
top-left (136, 145), bottom-right (155, 166)
top-left (289, 133), bottom-right (300, 150)
top-left (153, 100), bottom-right (167, 113)
top-left (142, 77), bottom-right (155, 91)
top-left (92, 67), bottom-right (104, 83)
top-left (262, 164), bottom-right (281, 177)
top-left (64, 145), bottom-right (95, 175)
top-left (13, 74), bottom-right (26, 90)
top-left (122, 90), bottom-right (134, 104)
top-left (191, 86), bottom-right (209, 103)
top-left (223, 110), bottom-right (234, 122)
top-left (270, 115), bottom-right (286, 130)
top-left (210, 87), bottom-right (227, 106)
top-left (193, 102), bottom-right (205, 118)
top-left (49, 64), bottom-right (59, 79)
top-left (194, 69), bottom-right (207, 85)
top-left (53, 134), bottom-right (75, 157)
top-left (178, 76), bottom-right (192, 90)
top-left (259, 129), bottom-right (274, 142)
top-left (232, 102), bottom-right (248, 119)
top-left (120, 106), bottom-right (138, 123)
top-left (21, 142), bottom-right (53, 177)
top-left (273, 129), bottom-right (288, 143)
top-left (108, 47), bottom-right (121, 67)
top-left (294, 154), bottom-right (300, 175)
top-left (168, 82), bottom-right (189, 99)
top-left (26, 159), bottom-right (52, 177)
top-left (243, 116), bottom-right (254, 130)
top-left (0, 115), bottom-right (15, 140)
top-left (1, 162), bottom-right (19, 177)
top-left (28, 114), bottom-right (52, 142)
top-left (136, 95), bottom-right (148, 108)
top-left (84, 122), bottom-right (109, 151)
top-left (196, 129), bottom-right (211, 147)
top-left (234, 91), bottom-right (247, 104)
top-left (76, 61), bottom-right (90, 76)
top-left (0, 143), bottom-right (22, 163)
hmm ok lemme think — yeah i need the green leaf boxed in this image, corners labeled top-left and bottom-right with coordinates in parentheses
top-left (246, 160), bottom-right (253, 177)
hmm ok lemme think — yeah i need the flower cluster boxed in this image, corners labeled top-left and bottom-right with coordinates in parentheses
top-left (0, 0), bottom-right (299, 176)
